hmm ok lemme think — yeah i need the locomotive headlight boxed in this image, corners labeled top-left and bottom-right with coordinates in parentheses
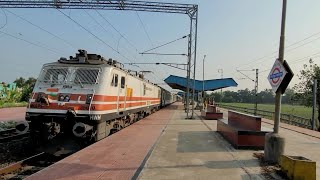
top-left (64, 95), bottom-right (70, 102)
top-left (86, 94), bottom-right (93, 104)
top-left (59, 94), bottom-right (65, 101)
top-left (58, 94), bottom-right (71, 102)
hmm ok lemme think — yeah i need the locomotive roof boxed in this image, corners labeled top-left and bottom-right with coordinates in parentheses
top-left (42, 50), bottom-right (161, 88)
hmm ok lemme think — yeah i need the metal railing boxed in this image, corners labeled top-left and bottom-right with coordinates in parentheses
top-left (216, 103), bottom-right (312, 129)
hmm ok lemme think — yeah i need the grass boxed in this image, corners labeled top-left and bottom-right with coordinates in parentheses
top-left (0, 102), bottom-right (28, 109)
top-left (220, 103), bottom-right (316, 119)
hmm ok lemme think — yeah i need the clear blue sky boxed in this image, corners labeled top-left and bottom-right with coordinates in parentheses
top-left (1, 0), bottom-right (320, 92)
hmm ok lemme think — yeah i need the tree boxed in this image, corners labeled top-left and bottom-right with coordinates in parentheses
top-left (14, 77), bottom-right (26, 88)
top-left (257, 89), bottom-right (275, 104)
top-left (282, 88), bottom-right (295, 104)
top-left (222, 91), bottom-right (237, 103)
top-left (237, 88), bottom-right (253, 103)
top-left (294, 59), bottom-right (320, 131)
top-left (13, 77), bottom-right (37, 102)
top-left (210, 92), bottom-right (222, 102)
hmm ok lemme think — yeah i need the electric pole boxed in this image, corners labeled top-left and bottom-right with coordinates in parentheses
top-left (202, 55), bottom-right (206, 107)
top-left (218, 69), bottom-right (223, 94)
top-left (254, 69), bottom-right (259, 116)
top-left (237, 69), bottom-right (259, 115)
top-left (265, 0), bottom-right (287, 163)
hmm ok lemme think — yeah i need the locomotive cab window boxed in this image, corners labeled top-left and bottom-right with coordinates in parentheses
top-left (121, 76), bottom-right (125, 89)
top-left (74, 68), bottom-right (100, 85)
top-left (42, 67), bottom-right (68, 84)
top-left (111, 74), bottom-right (118, 87)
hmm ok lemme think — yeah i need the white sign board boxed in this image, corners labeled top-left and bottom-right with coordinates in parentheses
top-left (268, 59), bottom-right (287, 92)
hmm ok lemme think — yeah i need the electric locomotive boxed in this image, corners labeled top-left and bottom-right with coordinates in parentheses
top-left (22, 50), bottom-right (165, 148)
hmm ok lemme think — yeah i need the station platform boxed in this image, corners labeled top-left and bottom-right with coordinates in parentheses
top-left (27, 103), bottom-right (320, 180)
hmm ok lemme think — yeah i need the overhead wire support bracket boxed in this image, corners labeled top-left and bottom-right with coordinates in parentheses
top-left (140, 35), bottom-right (188, 54)
top-left (140, 53), bottom-right (187, 56)
top-left (125, 62), bottom-right (187, 71)
top-left (236, 69), bottom-right (255, 82)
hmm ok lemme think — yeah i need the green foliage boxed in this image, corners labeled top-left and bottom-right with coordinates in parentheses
top-left (209, 88), bottom-right (294, 104)
top-left (0, 77), bottom-right (36, 104)
top-left (0, 87), bottom-right (22, 103)
top-left (294, 59), bottom-right (320, 130)
top-left (14, 77), bottom-right (36, 102)
top-left (221, 102), bottom-right (315, 119)
top-left (0, 102), bottom-right (28, 108)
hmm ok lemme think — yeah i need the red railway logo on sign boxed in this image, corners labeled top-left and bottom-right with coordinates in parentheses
top-left (268, 59), bottom-right (287, 92)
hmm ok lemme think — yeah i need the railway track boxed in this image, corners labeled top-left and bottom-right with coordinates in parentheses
top-left (0, 152), bottom-right (66, 180)
top-left (0, 129), bottom-right (29, 143)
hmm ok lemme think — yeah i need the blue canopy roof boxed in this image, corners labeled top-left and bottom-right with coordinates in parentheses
top-left (164, 75), bottom-right (238, 92)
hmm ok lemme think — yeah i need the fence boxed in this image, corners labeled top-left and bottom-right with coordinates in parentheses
top-left (216, 103), bottom-right (312, 129)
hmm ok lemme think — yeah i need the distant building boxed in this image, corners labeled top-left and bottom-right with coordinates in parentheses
top-left (0, 82), bottom-right (17, 99)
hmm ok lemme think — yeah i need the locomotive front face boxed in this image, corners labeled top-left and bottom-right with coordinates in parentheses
top-left (27, 64), bottom-right (103, 118)
top-left (26, 50), bottom-right (161, 146)
top-left (26, 63), bottom-right (106, 142)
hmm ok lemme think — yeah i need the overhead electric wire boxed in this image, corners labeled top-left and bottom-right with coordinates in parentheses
top-left (85, 10), bottom-right (140, 58)
top-left (83, 10), bottom-right (115, 42)
top-left (57, 9), bottom-right (145, 67)
top-left (0, 30), bottom-right (60, 54)
top-left (58, 8), bottom-right (165, 84)
top-left (259, 50), bottom-right (320, 74)
top-left (0, 8), bottom-right (7, 30)
top-left (88, 10), bottom-right (167, 84)
top-left (5, 9), bottom-right (76, 50)
top-left (58, 9), bottom-right (121, 54)
top-left (136, 11), bottom-right (154, 49)
top-left (135, 11), bottom-right (170, 81)
top-left (238, 30), bottom-right (320, 69)
top-left (77, 9), bottom-right (168, 86)
top-left (95, 10), bottom-right (139, 52)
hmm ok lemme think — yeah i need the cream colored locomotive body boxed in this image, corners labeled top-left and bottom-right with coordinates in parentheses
top-left (26, 50), bottom-right (162, 143)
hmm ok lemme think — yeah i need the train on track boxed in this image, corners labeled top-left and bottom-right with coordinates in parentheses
top-left (18, 50), bottom-right (176, 151)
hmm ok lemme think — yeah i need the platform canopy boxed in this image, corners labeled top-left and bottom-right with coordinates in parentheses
top-left (164, 75), bottom-right (238, 92)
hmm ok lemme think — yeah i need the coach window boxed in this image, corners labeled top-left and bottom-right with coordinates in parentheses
top-left (111, 74), bottom-right (118, 87)
top-left (121, 76), bottom-right (125, 89)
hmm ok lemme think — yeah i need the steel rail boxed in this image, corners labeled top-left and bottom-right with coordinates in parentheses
top-left (0, 152), bottom-right (45, 176)
top-left (0, 129), bottom-right (29, 143)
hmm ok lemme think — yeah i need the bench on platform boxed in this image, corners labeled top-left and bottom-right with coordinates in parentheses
top-left (201, 105), bottom-right (223, 120)
top-left (217, 110), bottom-right (271, 149)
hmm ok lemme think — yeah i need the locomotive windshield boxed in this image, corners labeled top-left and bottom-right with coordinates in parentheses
top-left (42, 67), bottom-right (68, 84)
top-left (74, 68), bottom-right (100, 85)
top-left (39, 66), bottom-right (101, 85)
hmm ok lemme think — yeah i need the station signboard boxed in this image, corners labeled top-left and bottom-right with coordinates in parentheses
top-left (268, 59), bottom-right (293, 94)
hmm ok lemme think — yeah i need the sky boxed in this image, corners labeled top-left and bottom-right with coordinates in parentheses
top-left (1, 0), bottom-right (320, 93)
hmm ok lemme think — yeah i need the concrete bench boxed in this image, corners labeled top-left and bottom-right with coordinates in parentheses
top-left (201, 105), bottom-right (223, 120)
top-left (217, 110), bottom-right (271, 149)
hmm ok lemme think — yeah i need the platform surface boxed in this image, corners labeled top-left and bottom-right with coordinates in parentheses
top-left (27, 104), bottom-right (176, 180)
top-left (138, 107), bottom-right (267, 180)
top-left (25, 103), bottom-right (320, 180)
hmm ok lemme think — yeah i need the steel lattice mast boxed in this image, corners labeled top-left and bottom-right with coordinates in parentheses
top-left (0, 0), bottom-right (198, 118)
